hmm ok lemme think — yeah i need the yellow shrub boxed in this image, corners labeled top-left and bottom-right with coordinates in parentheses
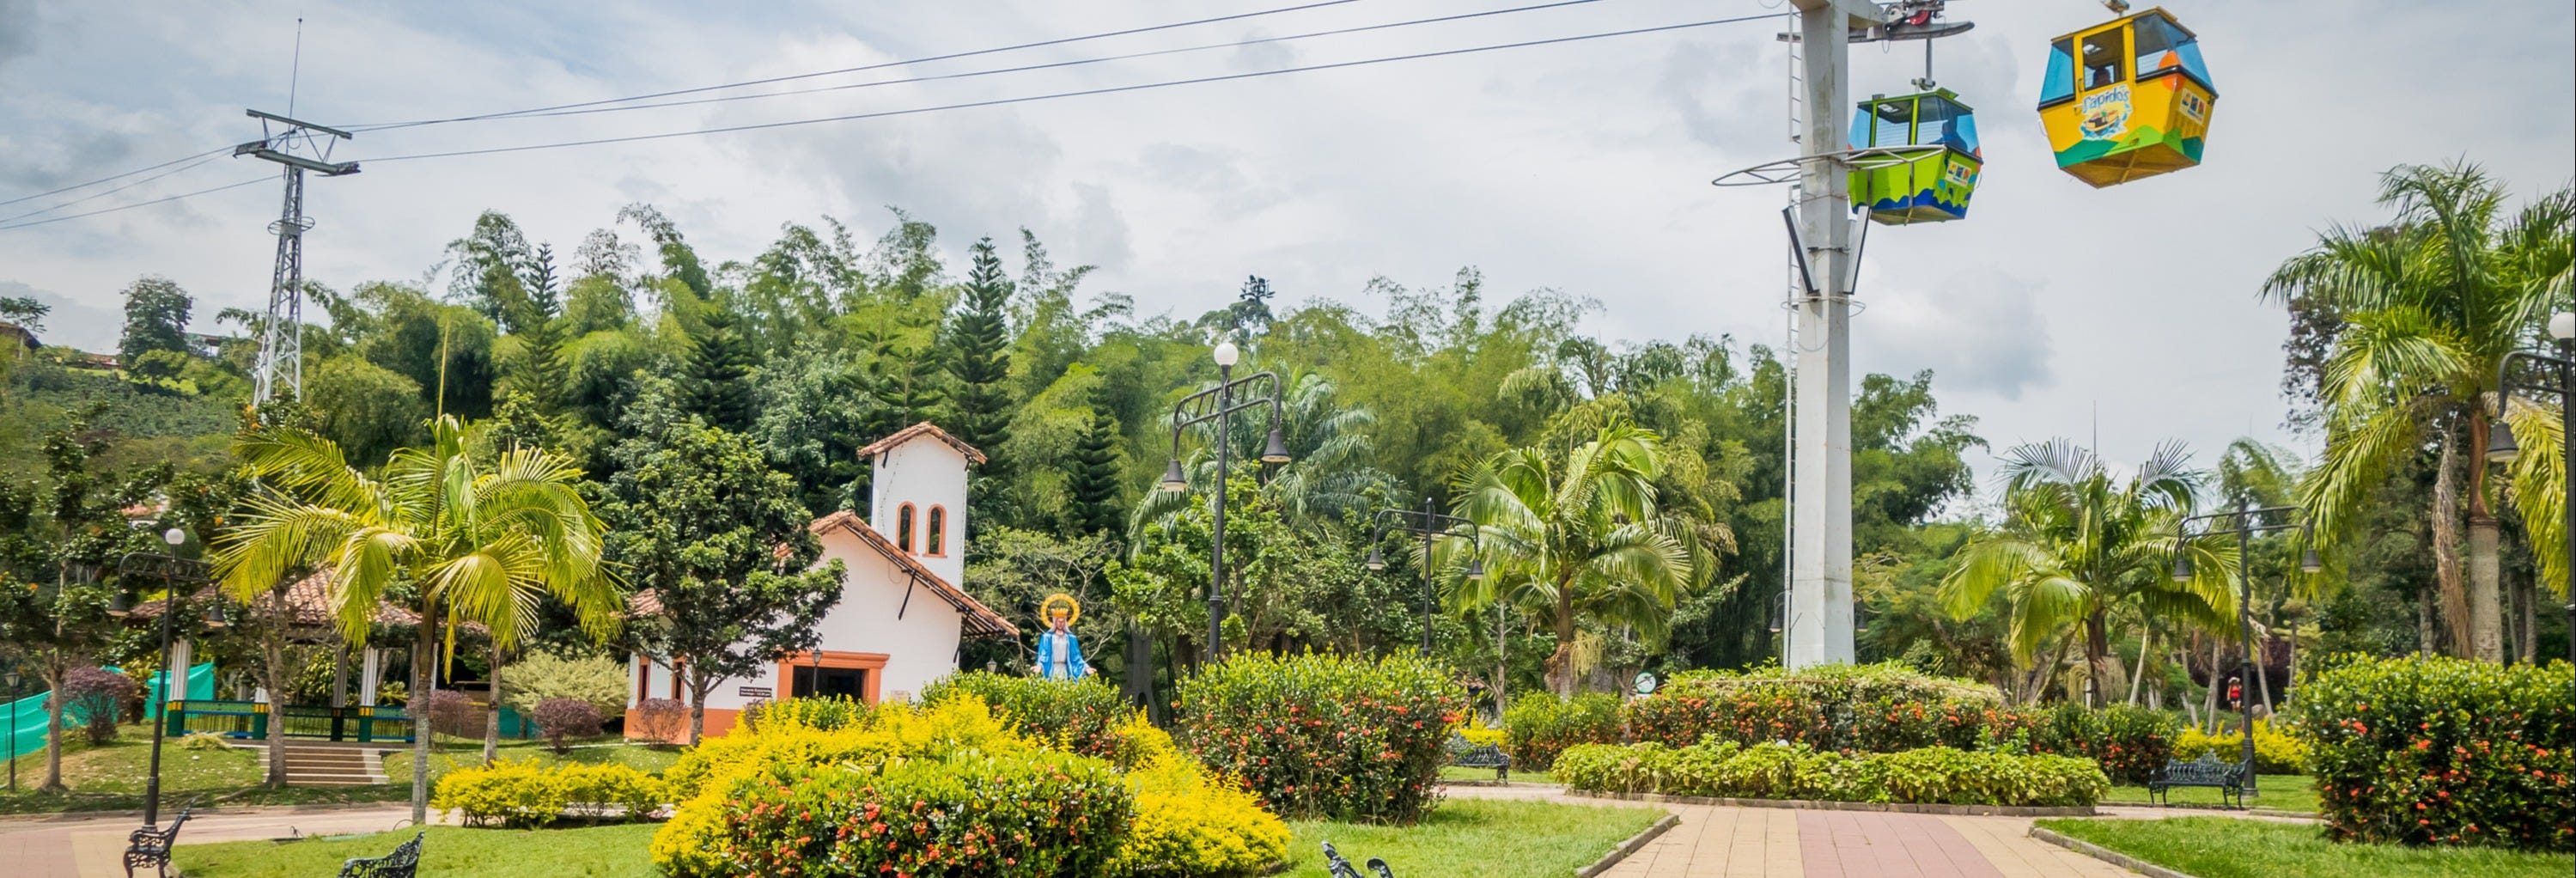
top-left (1459, 726), bottom-right (1507, 749)
top-left (1111, 752), bottom-right (1290, 878)
top-left (432, 759), bottom-right (568, 827)
top-left (2172, 720), bottom-right (2306, 773)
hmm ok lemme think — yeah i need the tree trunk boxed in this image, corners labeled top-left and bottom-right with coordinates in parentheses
top-left (261, 593), bottom-right (289, 789)
top-left (482, 643), bottom-right (502, 766)
top-left (686, 669), bottom-right (708, 747)
top-left (2127, 624), bottom-right (2154, 706)
top-left (2418, 586), bottom-right (2436, 656)
top-left (2463, 417), bottom-right (2505, 662)
top-left (1546, 592), bottom-right (1577, 698)
top-left (2518, 576), bottom-right (2539, 663)
top-left (2432, 426), bottom-right (2475, 656)
top-left (39, 650), bottom-right (66, 793)
top-left (2199, 634), bottom-right (2223, 733)
top-left (409, 608), bottom-right (435, 826)
top-left (1493, 604), bottom-right (1509, 723)
top-left (2082, 611), bottom-right (2116, 707)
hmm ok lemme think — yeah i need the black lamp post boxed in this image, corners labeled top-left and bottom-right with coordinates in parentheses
top-left (1366, 497), bottom-right (1483, 654)
top-left (1158, 340), bottom-right (1288, 668)
top-left (2171, 503), bottom-right (2320, 801)
top-left (109, 527), bottom-right (215, 828)
top-left (2487, 312), bottom-right (2576, 672)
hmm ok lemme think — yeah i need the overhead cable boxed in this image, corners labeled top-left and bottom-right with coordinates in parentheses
top-left (0, 147), bottom-right (232, 209)
top-left (0, 176), bottom-right (271, 233)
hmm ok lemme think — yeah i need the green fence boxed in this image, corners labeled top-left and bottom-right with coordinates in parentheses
top-left (163, 700), bottom-right (416, 743)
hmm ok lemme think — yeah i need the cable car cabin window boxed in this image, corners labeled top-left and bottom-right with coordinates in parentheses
top-left (2041, 38), bottom-right (2077, 106)
top-left (1914, 95), bottom-right (1978, 155)
top-left (2080, 29), bottom-right (2126, 90)
top-left (2131, 14), bottom-right (2214, 89)
top-left (897, 503), bottom-right (917, 552)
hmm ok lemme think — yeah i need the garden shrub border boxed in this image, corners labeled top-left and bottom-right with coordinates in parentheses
top-left (1554, 740), bottom-right (2110, 811)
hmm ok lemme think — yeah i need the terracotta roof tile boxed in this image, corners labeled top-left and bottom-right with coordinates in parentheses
top-left (855, 422), bottom-right (988, 465)
top-left (808, 510), bottom-right (1017, 638)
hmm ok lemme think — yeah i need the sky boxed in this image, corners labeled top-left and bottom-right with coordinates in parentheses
top-left (0, 0), bottom-right (2570, 499)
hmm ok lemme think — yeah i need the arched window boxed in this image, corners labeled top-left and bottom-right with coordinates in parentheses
top-left (896, 503), bottom-right (917, 553)
top-left (926, 506), bottom-right (948, 557)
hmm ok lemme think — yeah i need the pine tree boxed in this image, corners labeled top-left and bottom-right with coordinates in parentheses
top-left (864, 335), bottom-right (943, 439)
top-left (944, 237), bottom-right (1014, 454)
top-left (506, 245), bottom-right (568, 414)
top-left (685, 302), bottom-right (760, 432)
top-left (1064, 404), bottom-right (1124, 537)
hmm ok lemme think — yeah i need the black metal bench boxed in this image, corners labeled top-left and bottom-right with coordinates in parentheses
top-left (122, 808), bottom-right (190, 878)
top-left (337, 831), bottom-right (423, 878)
top-left (1322, 841), bottom-right (1396, 878)
top-left (2147, 753), bottom-right (2247, 808)
top-left (1444, 733), bottom-right (1511, 782)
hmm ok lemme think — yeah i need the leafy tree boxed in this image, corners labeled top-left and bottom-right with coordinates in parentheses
top-left (754, 344), bottom-right (878, 515)
top-left (448, 211), bottom-right (535, 332)
top-left (685, 302), bottom-right (759, 432)
top-left (596, 419), bottom-right (843, 744)
top-left (118, 276), bottom-right (192, 365)
top-left (0, 421), bottom-right (167, 791)
top-left (214, 416), bottom-right (617, 823)
top-left (1940, 439), bottom-right (2232, 702)
top-left (1, 295), bottom-right (49, 332)
top-left (1063, 404), bottom-right (1124, 537)
top-left (1458, 417), bottom-right (1690, 697)
top-left (305, 355), bottom-right (429, 464)
top-left (945, 238), bottom-right (1015, 456)
top-left (618, 203), bottom-right (711, 298)
top-left (2264, 161), bottom-right (2576, 662)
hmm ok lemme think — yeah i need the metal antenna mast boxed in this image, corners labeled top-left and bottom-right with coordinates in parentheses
top-left (235, 109), bottom-right (357, 404)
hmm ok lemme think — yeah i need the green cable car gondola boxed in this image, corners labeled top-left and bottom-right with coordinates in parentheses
top-left (1848, 88), bottom-right (1982, 224)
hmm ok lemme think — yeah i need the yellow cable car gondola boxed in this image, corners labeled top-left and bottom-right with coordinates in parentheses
top-left (2037, 5), bottom-right (2216, 187)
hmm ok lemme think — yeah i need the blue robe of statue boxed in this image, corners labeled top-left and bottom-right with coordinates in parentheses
top-left (1036, 629), bottom-right (1087, 680)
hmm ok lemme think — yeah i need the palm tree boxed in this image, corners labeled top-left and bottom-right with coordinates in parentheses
top-left (213, 415), bottom-right (618, 824)
top-left (1940, 439), bottom-right (2233, 703)
top-left (1457, 418), bottom-right (1689, 698)
top-left (2264, 162), bottom-right (2575, 662)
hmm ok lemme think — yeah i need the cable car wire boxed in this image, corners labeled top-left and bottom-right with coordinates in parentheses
top-left (341, 0), bottom-right (1384, 132)
top-left (384, 0), bottom-right (1622, 127)
top-left (359, 10), bottom-right (1792, 164)
top-left (0, 147), bottom-right (232, 209)
top-left (0, 155), bottom-right (227, 225)
top-left (0, 176), bottom-right (271, 233)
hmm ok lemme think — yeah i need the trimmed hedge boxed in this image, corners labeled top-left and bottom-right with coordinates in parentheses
top-left (920, 671), bottom-right (1154, 766)
top-left (1503, 692), bottom-right (1622, 771)
top-left (2015, 703), bottom-right (2178, 785)
top-left (2292, 655), bottom-right (2574, 852)
top-left (720, 751), bottom-right (1132, 878)
top-left (432, 760), bottom-right (667, 827)
top-left (1176, 652), bottom-right (1465, 824)
top-left (1555, 740), bottom-right (2108, 808)
top-left (2173, 719), bottom-right (2305, 774)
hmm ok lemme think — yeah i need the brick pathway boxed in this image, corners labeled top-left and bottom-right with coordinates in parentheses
top-left (0, 804), bottom-right (442, 878)
top-left (1446, 785), bottom-right (2139, 877)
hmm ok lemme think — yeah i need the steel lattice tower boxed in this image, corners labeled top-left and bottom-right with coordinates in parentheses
top-left (234, 109), bottom-right (356, 405)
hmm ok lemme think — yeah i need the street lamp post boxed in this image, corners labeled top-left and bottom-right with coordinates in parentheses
top-left (1158, 340), bottom-right (1288, 668)
top-left (108, 527), bottom-right (220, 827)
top-left (1365, 497), bottom-right (1483, 654)
top-left (2486, 312), bottom-right (2576, 672)
top-left (2171, 503), bottom-right (2321, 801)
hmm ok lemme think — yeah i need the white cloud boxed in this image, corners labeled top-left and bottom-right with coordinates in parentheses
top-left (1856, 266), bottom-right (2052, 400)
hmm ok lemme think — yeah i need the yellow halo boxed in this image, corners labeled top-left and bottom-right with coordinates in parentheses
top-left (1040, 593), bottom-right (1081, 625)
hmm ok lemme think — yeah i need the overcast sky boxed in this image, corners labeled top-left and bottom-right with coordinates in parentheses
top-left (2, 0), bottom-right (2569, 497)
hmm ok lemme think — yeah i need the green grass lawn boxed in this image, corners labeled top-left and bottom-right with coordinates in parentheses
top-left (2038, 816), bottom-right (2575, 878)
top-left (174, 824), bottom-right (658, 878)
top-left (2104, 772), bottom-right (2319, 813)
top-left (0, 726), bottom-right (674, 814)
top-left (1280, 797), bottom-right (1663, 877)
top-left (1439, 765), bottom-right (1556, 784)
top-left (171, 796), bottom-right (1662, 878)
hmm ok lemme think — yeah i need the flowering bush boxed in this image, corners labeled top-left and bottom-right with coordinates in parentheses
top-left (60, 668), bottom-right (138, 745)
top-left (1502, 692), bottom-right (1622, 771)
top-left (717, 751), bottom-right (1131, 878)
top-left (417, 688), bottom-right (476, 738)
top-left (2292, 655), bottom-right (2574, 851)
top-left (920, 672), bottom-right (1155, 766)
top-left (1175, 652), bottom-right (1465, 823)
top-left (1111, 747), bottom-right (1291, 877)
top-left (532, 697), bottom-right (603, 754)
top-left (1628, 663), bottom-right (2004, 753)
top-left (432, 759), bottom-right (667, 827)
top-left (1554, 740), bottom-right (2107, 808)
top-left (628, 697), bottom-right (685, 743)
top-left (2017, 704), bottom-right (2177, 784)
top-left (2172, 719), bottom-right (2305, 774)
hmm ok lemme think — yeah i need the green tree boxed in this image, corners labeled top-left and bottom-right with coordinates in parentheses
top-left (1063, 404), bottom-right (1124, 537)
top-left (1458, 418), bottom-right (1689, 697)
top-left (213, 415), bottom-right (617, 823)
top-left (305, 355), bottom-right (429, 464)
top-left (945, 237), bottom-right (1015, 456)
top-left (685, 301), bottom-right (759, 432)
top-left (118, 276), bottom-right (192, 365)
top-left (1940, 439), bottom-right (2232, 702)
top-left (595, 419), bottom-right (842, 744)
top-left (2263, 162), bottom-right (2576, 662)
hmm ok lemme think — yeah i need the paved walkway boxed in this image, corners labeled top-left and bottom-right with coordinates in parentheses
top-left (0, 804), bottom-right (446, 878)
top-left (1446, 785), bottom-right (2141, 877)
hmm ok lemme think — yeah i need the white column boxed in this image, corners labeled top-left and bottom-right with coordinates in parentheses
top-left (1787, 0), bottom-right (1878, 668)
top-left (360, 648), bottom-right (382, 706)
top-left (166, 638), bottom-right (193, 704)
